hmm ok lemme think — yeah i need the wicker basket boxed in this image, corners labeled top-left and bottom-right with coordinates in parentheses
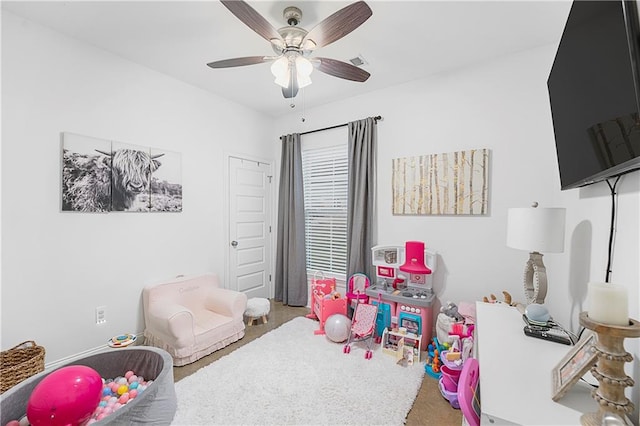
top-left (1, 340), bottom-right (45, 394)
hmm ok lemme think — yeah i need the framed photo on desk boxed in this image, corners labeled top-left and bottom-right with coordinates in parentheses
top-left (552, 331), bottom-right (597, 401)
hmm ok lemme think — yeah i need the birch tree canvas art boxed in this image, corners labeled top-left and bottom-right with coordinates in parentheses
top-left (392, 148), bottom-right (490, 215)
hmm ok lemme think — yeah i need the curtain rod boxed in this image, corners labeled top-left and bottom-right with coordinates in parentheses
top-left (280, 115), bottom-right (382, 139)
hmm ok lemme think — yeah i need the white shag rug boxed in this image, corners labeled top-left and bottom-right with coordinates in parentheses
top-left (172, 316), bottom-right (425, 425)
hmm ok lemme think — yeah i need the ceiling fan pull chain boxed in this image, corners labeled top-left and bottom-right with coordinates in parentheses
top-left (301, 87), bottom-right (306, 122)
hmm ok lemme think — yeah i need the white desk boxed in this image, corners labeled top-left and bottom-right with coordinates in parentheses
top-left (476, 302), bottom-right (594, 425)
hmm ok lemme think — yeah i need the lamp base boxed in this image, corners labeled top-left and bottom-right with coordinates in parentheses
top-left (581, 412), bottom-right (631, 426)
top-left (579, 313), bottom-right (640, 426)
top-left (523, 251), bottom-right (547, 304)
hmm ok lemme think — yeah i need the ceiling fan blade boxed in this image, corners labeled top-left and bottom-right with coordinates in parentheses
top-left (220, 0), bottom-right (282, 43)
top-left (207, 56), bottom-right (269, 68)
top-left (315, 57), bottom-right (370, 82)
top-left (282, 72), bottom-right (299, 99)
top-left (302, 1), bottom-right (372, 49)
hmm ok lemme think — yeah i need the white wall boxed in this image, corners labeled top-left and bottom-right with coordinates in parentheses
top-left (274, 45), bottom-right (640, 418)
top-left (1, 11), bottom-right (275, 364)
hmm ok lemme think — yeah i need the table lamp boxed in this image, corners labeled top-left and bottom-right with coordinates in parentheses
top-left (506, 202), bottom-right (566, 305)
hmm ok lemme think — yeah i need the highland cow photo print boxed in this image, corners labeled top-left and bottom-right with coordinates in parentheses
top-left (61, 133), bottom-right (182, 212)
top-left (62, 133), bottom-right (113, 212)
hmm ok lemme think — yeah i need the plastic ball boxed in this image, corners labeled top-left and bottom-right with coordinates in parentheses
top-left (27, 365), bottom-right (102, 426)
top-left (324, 314), bottom-right (352, 343)
top-left (117, 385), bottom-right (128, 395)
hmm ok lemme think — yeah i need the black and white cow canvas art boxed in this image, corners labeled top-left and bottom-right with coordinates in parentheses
top-left (61, 133), bottom-right (183, 212)
top-left (62, 133), bottom-right (113, 212)
top-left (148, 148), bottom-right (182, 212)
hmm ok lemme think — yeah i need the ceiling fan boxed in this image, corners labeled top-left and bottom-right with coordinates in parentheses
top-left (207, 0), bottom-right (372, 99)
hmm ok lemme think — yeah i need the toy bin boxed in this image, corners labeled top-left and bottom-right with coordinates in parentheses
top-left (438, 376), bottom-right (460, 409)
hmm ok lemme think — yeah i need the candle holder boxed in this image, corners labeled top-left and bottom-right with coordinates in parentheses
top-left (579, 312), bottom-right (640, 426)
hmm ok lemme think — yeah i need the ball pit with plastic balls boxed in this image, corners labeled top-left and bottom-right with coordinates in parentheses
top-left (85, 370), bottom-right (153, 424)
top-left (3, 370), bottom-right (153, 426)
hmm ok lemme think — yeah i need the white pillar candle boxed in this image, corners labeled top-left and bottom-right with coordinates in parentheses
top-left (587, 282), bottom-right (629, 326)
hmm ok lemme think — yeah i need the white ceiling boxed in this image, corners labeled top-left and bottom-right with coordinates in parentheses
top-left (2, 0), bottom-right (572, 118)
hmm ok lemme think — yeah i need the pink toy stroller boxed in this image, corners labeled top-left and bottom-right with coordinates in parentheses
top-left (343, 298), bottom-right (379, 359)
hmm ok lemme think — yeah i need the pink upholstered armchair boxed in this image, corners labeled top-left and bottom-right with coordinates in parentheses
top-left (142, 273), bottom-right (247, 366)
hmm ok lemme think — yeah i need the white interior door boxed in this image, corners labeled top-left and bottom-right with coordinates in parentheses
top-left (228, 156), bottom-right (272, 299)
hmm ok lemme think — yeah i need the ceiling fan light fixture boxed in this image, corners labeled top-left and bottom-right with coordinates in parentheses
top-left (213, 0), bottom-right (373, 99)
top-left (271, 55), bottom-right (313, 90)
top-left (301, 39), bottom-right (317, 51)
top-left (271, 56), bottom-right (290, 88)
top-left (295, 56), bottom-right (313, 88)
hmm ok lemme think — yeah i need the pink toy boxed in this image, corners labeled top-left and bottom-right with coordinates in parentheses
top-left (27, 365), bottom-right (102, 426)
top-left (458, 358), bottom-right (481, 426)
top-left (306, 272), bottom-right (347, 335)
top-left (343, 300), bottom-right (378, 359)
top-left (399, 241), bottom-right (432, 274)
top-left (346, 273), bottom-right (370, 308)
top-left (440, 365), bottom-right (461, 392)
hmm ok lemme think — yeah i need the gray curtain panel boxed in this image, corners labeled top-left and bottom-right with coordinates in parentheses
top-left (346, 117), bottom-right (377, 280)
top-left (275, 133), bottom-right (308, 306)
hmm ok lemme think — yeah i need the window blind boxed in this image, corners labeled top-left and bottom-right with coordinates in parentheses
top-left (301, 142), bottom-right (348, 284)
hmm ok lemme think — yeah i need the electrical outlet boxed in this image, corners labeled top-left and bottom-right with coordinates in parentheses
top-left (96, 306), bottom-right (106, 325)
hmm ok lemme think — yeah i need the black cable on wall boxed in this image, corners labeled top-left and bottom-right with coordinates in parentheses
top-left (605, 175), bottom-right (622, 282)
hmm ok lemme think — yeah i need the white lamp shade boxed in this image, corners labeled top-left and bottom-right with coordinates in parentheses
top-left (507, 207), bottom-right (566, 253)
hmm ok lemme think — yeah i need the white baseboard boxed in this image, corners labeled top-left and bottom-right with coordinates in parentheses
top-left (44, 332), bottom-right (143, 371)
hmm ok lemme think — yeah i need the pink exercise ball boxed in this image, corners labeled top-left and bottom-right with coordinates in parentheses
top-left (325, 314), bottom-right (352, 343)
top-left (27, 365), bottom-right (102, 426)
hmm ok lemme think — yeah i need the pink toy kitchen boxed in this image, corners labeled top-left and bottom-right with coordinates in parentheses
top-left (366, 241), bottom-right (437, 356)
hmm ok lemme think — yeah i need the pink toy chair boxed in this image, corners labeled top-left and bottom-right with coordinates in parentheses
top-left (346, 273), bottom-right (370, 308)
top-left (458, 357), bottom-right (480, 426)
top-left (343, 300), bottom-right (378, 359)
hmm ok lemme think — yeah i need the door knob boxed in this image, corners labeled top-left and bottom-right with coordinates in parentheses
top-left (231, 240), bottom-right (238, 247)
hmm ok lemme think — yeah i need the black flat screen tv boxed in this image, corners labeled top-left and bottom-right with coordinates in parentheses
top-left (548, 0), bottom-right (640, 190)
